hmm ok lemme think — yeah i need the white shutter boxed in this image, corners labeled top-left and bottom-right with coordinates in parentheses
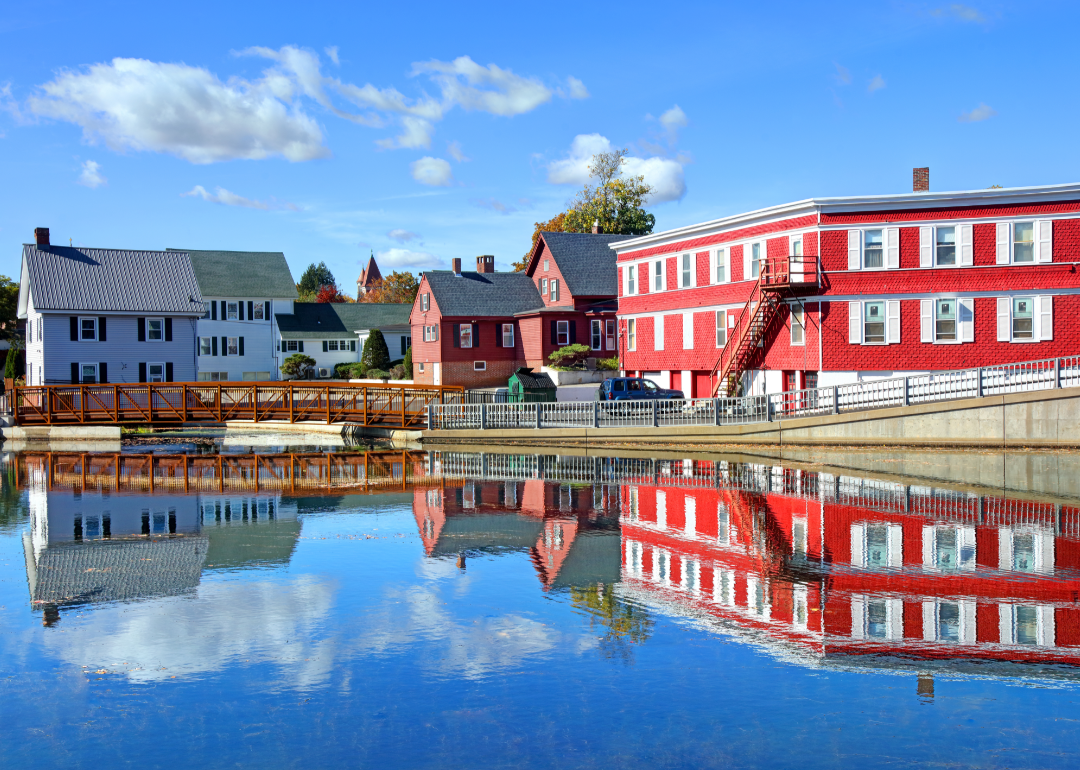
top-left (996, 222), bottom-right (1011, 264)
top-left (920, 299), bottom-right (933, 343)
top-left (887, 598), bottom-right (904, 639)
top-left (919, 226), bottom-right (933, 267)
top-left (959, 297), bottom-right (974, 343)
top-left (922, 526), bottom-right (935, 568)
top-left (887, 525), bottom-right (903, 568)
top-left (885, 227), bottom-right (900, 269)
top-left (654, 314), bottom-right (664, 351)
top-left (997, 297), bottom-right (1011, 342)
top-left (998, 528), bottom-right (1013, 571)
top-left (1037, 219), bottom-right (1053, 263)
top-left (848, 301), bottom-right (862, 344)
top-left (851, 523), bottom-right (866, 566)
top-left (690, 255), bottom-right (697, 288)
top-left (1038, 605), bottom-right (1055, 646)
top-left (886, 300), bottom-right (900, 344)
top-left (1038, 295), bottom-right (1053, 341)
top-left (1039, 531), bottom-right (1055, 574)
top-left (958, 224), bottom-right (973, 266)
top-left (922, 601), bottom-right (936, 641)
top-left (851, 596), bottom-right (865, 639)
top-left (961, 600), bottom-right (977, 643)
top-left (959, 527), bottom-right (977, 570)
top-left (683, 311), bottom-right (694, 350)
top-left (999, 605), bottom-right (1013, 644)
top-left (847, 230), bottom-right (861, 270)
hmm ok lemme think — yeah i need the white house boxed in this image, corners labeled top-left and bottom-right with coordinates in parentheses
top-left (19, 228), bottom-right (203, 385)
top-left (171, 248), bottom-right (298, 382)
top-left (275, 303), bottom-right (412, 377)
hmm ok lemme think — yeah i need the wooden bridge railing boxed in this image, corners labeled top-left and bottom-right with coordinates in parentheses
top-left (13, 381), bottom-right (465, 427)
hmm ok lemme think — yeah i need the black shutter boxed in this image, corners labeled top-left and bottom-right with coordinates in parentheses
top-left (70, 317), bottom-right (78, 341)
top-left (138, 363), bottom-right (147, 382)
top-left (453, 324), bottom-right (460, 348)
top-left (212, 337), bottom-right (218, 356)
top-left (299, 341), bottom-right (304, 352)
top-left (495, 323), bottom-right (502, 348)
top-left (165, 362), bottom-right (174, 382)
top-left (350, 340), bottom-right (356, 352)
top-left (221, 336), bottom-right (228, 356)
top-left (137, 318), bottom-right (146, 341)
top-left (239, 337), bottom-right (244, 356)
top-left (264, 301), bottom-right (270, 320)
top-left (434, 325), bottom-right (439, 341)
top-left (247, 301), bottom-right (253, 321)
top-left (220, 301), bottom-right (226, 320)
top-left (98, 317), bottom-right (107, 341)
top-left (569, 320), bottom-right (577, 343)
top-left (71, 362), bottom-right (79, 383)
top-left (323, 340), bottom-right (328, 352)
top-left (99, 362), bottom-right (107, 383)
top-left (211, 301), bottom-right (217, 320)
top-left (550, 320), bottom-right (557, 344)
top-left (165, 318), bottom-right (172, 342)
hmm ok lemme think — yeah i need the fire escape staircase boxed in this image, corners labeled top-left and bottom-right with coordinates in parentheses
top-left (710, 255), bottom-right (820, 397)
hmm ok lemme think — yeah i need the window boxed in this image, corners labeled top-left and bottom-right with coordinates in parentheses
top-left (502, 323), bottom-right (514, 348)
top-left (199, 337), bottom-right (212, 356)
top-left (936, 226), bottom-right (956, 266)
top-left (714, 248), bottom-right (727, 283)
top-left (80, 317), bottom-right (98, 341)
top-left (286, 340), bottom-right (298, 351)
top-left (551, 279), bottom-right (560, 302)
top-left (459, 325), bottom-right (472, 348)
top-left (80, 363), bottom-right (98, 384)
top-left (590, 320), bottom-right (602, 350)
top-left (418, 362), bottom-right (425, 373)
top-left (791, 304), bottom-right (805, 345)
top-left (627, 319), bottom-right (636, 350)
top-left (253, 303), bottom-right (265, 320)
top-left (750, 243), bottom-right (761, 279)
top-left (421, 293), bottom-right (430, 311)
top-left (1012, 297), bottom-right (1034, 339)
top-left (474, 361), bottom-right (486, 371)
top-left (556, 320), bottom-right (569, 345)
top-left (544, 259), bottom-right (549, 271)
top-left (198, 372), bottom-right (228, 381)
top-left (401, 336), bottom-right (411, 355)
top-left (227, 337), bottom-right (239, 356)
top-left (1012, 222), bottom-right (1035, 263)
top-left (652, 259), bottom-right (664, 292)
top-left (147, 318), bottom-right (164, 341)
top-left (864, 301), bottom-right (885, 344)
top-left (148, 363), bottom-right (165, 383)
top-left (328, 340), bottom-right (339, 351)
top-left (864, 229), bottom-right (883, 268)
top-left (680, 253), bottom-right (693, 288)
top-left (227, 302), bottom-right (238, 320)
top-left (935, 299), bottom-right (956, 341)
top-left (541, 278), bottom-right (548, 295)
top-left (626, 265), bottom-right (636, 295)
top-left (605, 320), bottom-right (615, 350)
top-left (243, 371), bottom-right (271, 381)
top-left (924, 526), bottom-right (976, 571)
top-left (715, 311), bottom-right (727, 347)
top-left (36, 317), bottom-right (41, 342)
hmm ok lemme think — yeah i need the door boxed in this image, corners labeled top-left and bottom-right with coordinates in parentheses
top-left (433, 362), bottom-right (441, 386)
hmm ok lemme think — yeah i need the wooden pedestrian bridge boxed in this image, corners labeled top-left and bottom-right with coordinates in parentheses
top-left (12, 382), bottom-right (464, 429)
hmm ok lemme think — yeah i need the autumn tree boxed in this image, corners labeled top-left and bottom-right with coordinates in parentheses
top-left (298, 262), bottom-right (336, 296)
top-left (316, 284), bottom-right (350, 303)
top-left (360, 271), bottom-right (420, 304)
top-left (563, 149), bottom-right (655, 236)
top-left (513, 212), bottom-right (567, 272)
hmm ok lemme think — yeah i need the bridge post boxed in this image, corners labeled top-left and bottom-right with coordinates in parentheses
top-left (714, 397), bottom-right (721, 427)
top-left (535, 403), bottom-right (542, 430)
top-left (903, 377), bottom-right (910, 406)
top-left (651, 400), bottom-right (658, 428)
top-left (325, 385), bottom-right (331, 425)
top-left (593, 401), bottom-right (600, 429)
top-left (831, 386), bottom-right (839, 414)
top-left (480, 403), bottom-right (487, 430)
top-left (427, 404), bottom-right (434, 430)
top-left (1054, 358), bottom-right (1061, 389)
top-left (976, 369), bottom-right (983, 398)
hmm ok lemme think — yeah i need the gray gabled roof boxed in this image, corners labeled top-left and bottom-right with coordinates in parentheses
top-left (537, 232), bottom-right (634, 297)
top-left (19, 245), bottom-right (204, 316)
top-left (169, 248), bottom-right (298, 299)
top-left (275, 302), bottom-right (411, 339)
top-left (425, 271), bottom-right (542, 317)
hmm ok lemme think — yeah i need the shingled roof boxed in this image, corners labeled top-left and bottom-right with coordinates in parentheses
top-left (19, 245), bottom-right (204, 316)
top-left (275, 302), bottom-right (411, 339)
top-left (535, 232), bottom-right (634, 297)
top-left (169, 248), bottom-right (299, 299)
top-left (425, 271), bottom-right (542, 316)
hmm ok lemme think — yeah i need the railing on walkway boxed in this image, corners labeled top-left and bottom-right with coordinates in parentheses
top-left (14, 381), bottom-right (464, 427)
top-left (429, 355), bottom-right (1080, 431)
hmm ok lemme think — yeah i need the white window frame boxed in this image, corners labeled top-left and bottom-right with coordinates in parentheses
top-left (147, 317), bottom-right (165, 342)
top-left (605, 320), bottom-right (616, 350)
top-left (541, 278), bottom-right (548, 296)
top-left (79, 362), bottom-right (99, 384)
top-left (626, 319), bottom-right (636, 351)
top-left (459, 325), bottom-right (472, 349)
top-left (227, 302), bottom-right (238, 320)
top-left (682, 311), bottom-right (694, 350)
top-left (590, 320), bottom-right (602, 350)
top-left (715, 311), bottom-right (727, 347)
top-left (544, 259), bottom-right (549, 272)
top-left (227, 337), bottom-right (239, 356)
top-left (850, 300), bottom-right (901, 345)
top-left (625, 265), bottom-right (636, 296)
top-left (417, 362), bottom-right (425, 373)
top-left (286, 340), bottom-right (298, 351)
top-left (848, 228), bottom-right (900, 271)
top-left (850, 522), bottom-right (903, 568)
top-left (328, 339), bottom-right (339, 351)
top-left (997, 220), bottom-right (1053, 265)
top-left (790, 303), bottom-right (805, 346)
top-left (679, 253), bottom-right (694, 288)
top-left (745, 242), bottom-right (763, 280)
top-left (199, 337), bottom-right (212, 356)
top-left (998, 295), bottom-right (1051, 343)
top-left (654, 315), bottom-right (664, 351)
top-left (421, 292), bottom-right (430, 311)
top-left (556, 320), bottom-right (569, 346)
top-left (713, 247), bottom-right (728, 284)
top-left (920, 297), bottom-right (973, 344)
top-left (78, 316), bottom-right (98, 342)
top-left (473, 361), bottom-right (486, 371)
top-left (502, 323), bottom-right (514, 348)
top-left (922, 525), bottom-right (977, 572)
top-left (650, 258), bottom-right (664, 292)
top-left (147, 362), bottom-right (165, 383)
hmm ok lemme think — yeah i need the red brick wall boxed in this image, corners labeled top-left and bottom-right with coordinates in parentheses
top-left (439, 358), bottom-right (523, 388)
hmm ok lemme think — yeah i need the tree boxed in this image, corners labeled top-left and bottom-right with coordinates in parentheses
top-left (280, 353), bottom-right (315, 380)
top-left (514, 212), bottom-right (567, 272)
top-left (360, 329), bottom-right (391, 373)
top-left (316, 284), bottom-right (350, 303)
top-left (402, 345), bottom-right (413, 378)
top-left (360, 271), bottom-right (420, 304)
top-left (562, 149), bottom-right (655, 236)
top-left (570, 583), bottom-right (654, 663)
top-left (0, 276), bottom-right (18, 342)
top-left (298, 262), bottom-right (336, 295)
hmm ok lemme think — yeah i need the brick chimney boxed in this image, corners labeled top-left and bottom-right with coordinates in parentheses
top-left (476, 255), bottom-right (494, 273)
top-left (451, 257), bottom-right (462, 275)
top-left (34, 227), bottom-right (50, 248)
top-left (592, 219), bottom-right (602, 234)
top-left (913, 167), bottom-right (929, 192)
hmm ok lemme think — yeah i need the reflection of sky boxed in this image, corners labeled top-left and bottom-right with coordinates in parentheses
top-left (2, 497), bottom-right (1080, 768)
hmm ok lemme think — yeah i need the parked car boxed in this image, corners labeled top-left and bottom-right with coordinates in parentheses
top-left (596, 377), bottom-right (684, 401)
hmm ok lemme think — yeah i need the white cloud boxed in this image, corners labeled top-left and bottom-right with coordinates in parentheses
top-left (375, 116), bottom-right (434, 149)
top-left (182, 184), bottom-right (299, 210)
top-left (958, 102), bottom-right (997, 122)
top-left (447, 140), bottom-right (469, 162)
top-left (659, 105), bottom-right (687, 133)
top-left (562, 76), bottom-right (589, 99)
top-left (388, 229), bottom-right (419, 243)
top-left (410, 156), bottom-right (453, 186)
top-left (547, 133), bottom-right (687, 203)
top-left (325, 46), bottom-right (340, 65)
top-left (411, 55), bottom-right (553, 117)
top-left (834, 63), bottom-right (851, 85)
top-left (932, 3), bottom-right (985, 22)
top-left (868, 75), bottom-right (886, 93)
top-left (28, 58), bottom-right (330, 164)
top-left (77, 159), bottom-right (106, 188)
top-left (376, 247), bottom-right (442, 270)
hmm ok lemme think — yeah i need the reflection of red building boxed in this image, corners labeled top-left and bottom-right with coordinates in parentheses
top-left (618, 462), bottom-right (1080, 669)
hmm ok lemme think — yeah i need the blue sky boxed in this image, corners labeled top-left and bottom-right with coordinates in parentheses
top-left (0, 0), bottom-right (1076, 288)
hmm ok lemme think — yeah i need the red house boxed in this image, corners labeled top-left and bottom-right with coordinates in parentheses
top-left (612, 172), bottom-right (1080, 398)
top-left (410, 232), bottom-right (631, 388)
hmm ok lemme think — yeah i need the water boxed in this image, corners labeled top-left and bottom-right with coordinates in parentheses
top-left (3, 441), bottom-right (1080, 768)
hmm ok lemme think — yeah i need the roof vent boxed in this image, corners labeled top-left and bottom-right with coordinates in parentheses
top-left (34, 227), bottom-right (50, 248)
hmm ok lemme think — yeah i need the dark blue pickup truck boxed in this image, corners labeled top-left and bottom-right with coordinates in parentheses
top-left (596, 377), bottom-right (684, 401)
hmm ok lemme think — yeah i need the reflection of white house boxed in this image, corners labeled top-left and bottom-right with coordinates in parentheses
top-left (275, 303), bottom-right (412, 378)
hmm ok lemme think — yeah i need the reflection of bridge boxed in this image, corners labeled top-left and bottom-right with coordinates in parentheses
top-left (13, 382), bottom-right (463, 428)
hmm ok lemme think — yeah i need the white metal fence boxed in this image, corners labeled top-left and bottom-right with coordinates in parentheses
top-left (427, 355), bottom-right (1080, 431)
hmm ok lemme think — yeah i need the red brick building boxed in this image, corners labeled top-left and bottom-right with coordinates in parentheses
top-left (410, 232), bottom-right (631, 388)
top-left (613, 175), bottom-right (1080, 398)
